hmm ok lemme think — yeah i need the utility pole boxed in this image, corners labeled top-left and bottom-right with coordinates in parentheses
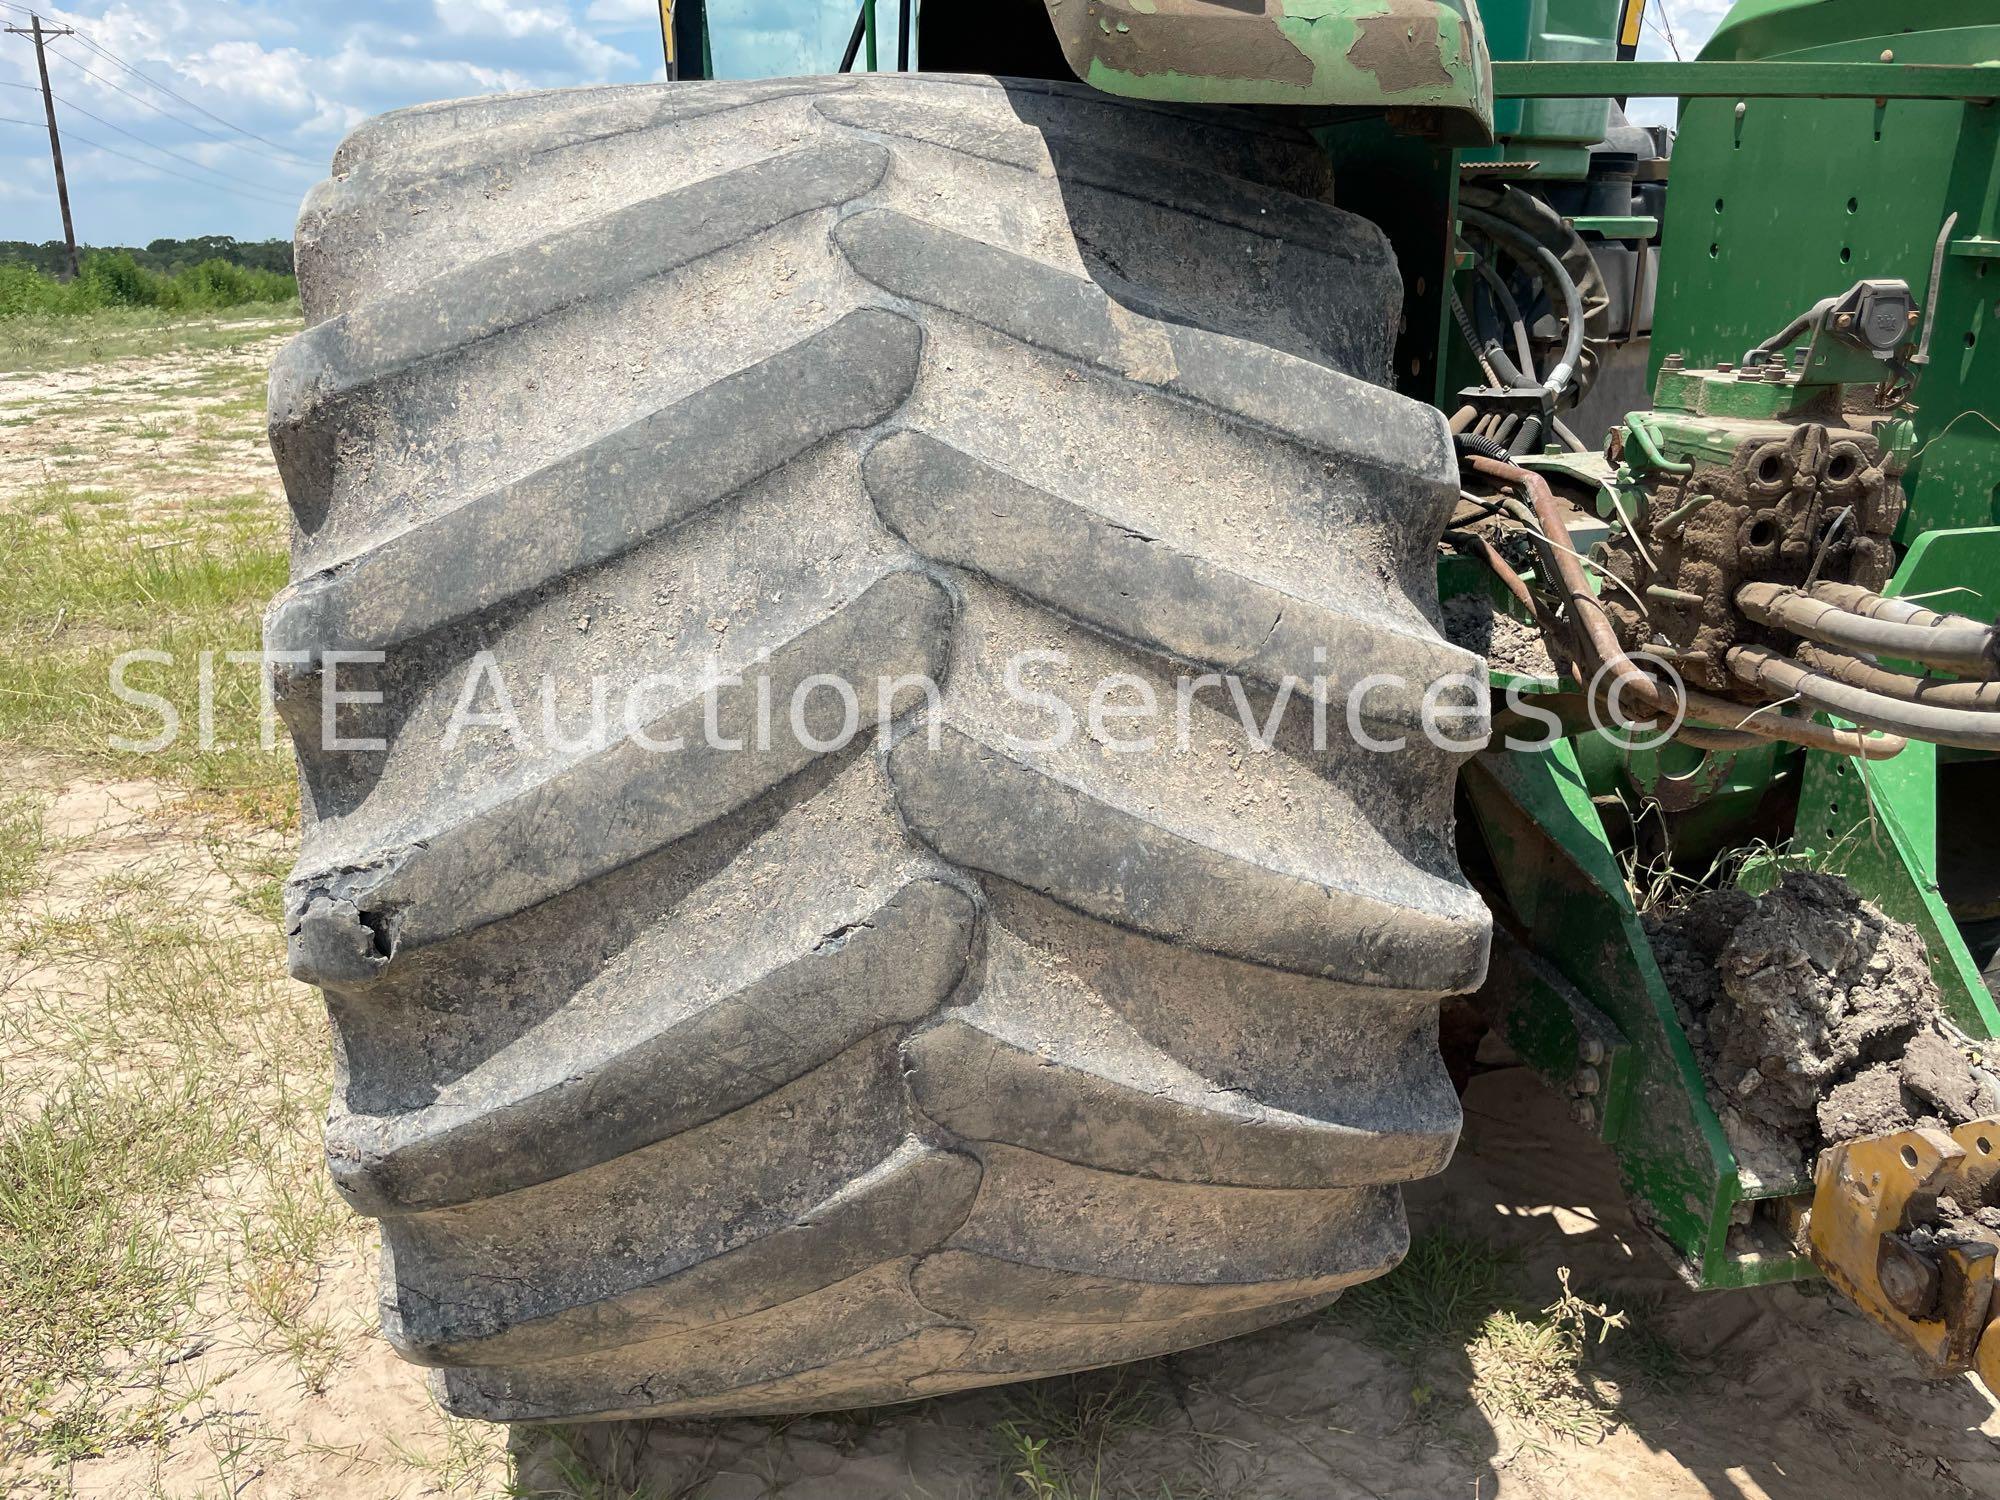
top-left (5, 14), bottom-right (79, 281)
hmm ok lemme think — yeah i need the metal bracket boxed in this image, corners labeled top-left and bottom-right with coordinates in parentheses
top-left (1807, 1117), bottom-right (2000, 1383)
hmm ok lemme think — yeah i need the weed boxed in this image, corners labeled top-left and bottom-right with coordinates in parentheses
top-left (1467, 1270), bottom-right (1627, 1444)
top-left (0, 254), bottom-right (295, 320)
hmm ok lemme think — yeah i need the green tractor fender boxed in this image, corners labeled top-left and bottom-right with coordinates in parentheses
top-left (1040, 0), bottom-right (1493, 140)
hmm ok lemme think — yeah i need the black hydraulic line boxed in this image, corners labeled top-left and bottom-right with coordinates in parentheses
top-left (1507, 416), bottom-right (1544, 455)
top-left (839, 6), bottom-right (865, 70)
top-left (1468, 277), bottom-right (1533, 389)
top-left (1745, 299), bottom-right (1833, 366)
top-left (1471, 255), bottom-right (1537, 383)
top-left (1459, 182), bottom-right (1610, 400)
top-left (1455, 431), bottom-right (1511, 462)
top-left (1460, 205), bottom-right (1585, 397)
top-left (1449, 285), bottom-right (1502, 386)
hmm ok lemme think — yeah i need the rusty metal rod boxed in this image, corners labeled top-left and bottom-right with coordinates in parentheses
top-left (1672, 724), bottom-right (1770, 752)
top-left (1461, 455), bottom-right (1902, 758)
top-left (1448, 530), bottom-right (1536, 616)
top-left (1738, 582), bottom-right (1998, 676)
top-left (1677, 682), bottom-right (1905, 758)
top-left (1729, 645), bottom-right (2000, 752)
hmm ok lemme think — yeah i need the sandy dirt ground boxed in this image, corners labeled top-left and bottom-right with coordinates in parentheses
top-left (3, 322), bottom-right (1998, 1500)
top-left (0, 325), bottom-right (289, 520)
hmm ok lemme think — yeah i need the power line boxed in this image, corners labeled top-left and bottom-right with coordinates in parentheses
top-left (0, 0), bottom-right (320, 166)
top-left (0, 114), bottom-right (299, 206)
top-left (1, 75), bottom-right (303, 197)
top-left (46, 38), bottom-right (316, 174)
top-left (63, 30), bottom-right (321, 165)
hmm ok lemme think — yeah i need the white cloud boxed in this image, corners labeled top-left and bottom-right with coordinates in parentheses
top-left (433, 0), bottom-right (633, 80)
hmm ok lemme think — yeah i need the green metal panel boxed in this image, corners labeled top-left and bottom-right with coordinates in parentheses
top-left (1492, 58), bottom-right (2000, 99)
top-left (1646, 7), bottom-right (2000, 534)
top-left (1465, 0), bottom-right (1620, 177)
top-left (1463, 746), bottom-right (1811, 1290)
top-left (1051, 0), bottom-right (1492, 140)
top-left (1792, 526), bottom-right (2000, 1038)
top-left (1320, 117), bottom-right (1458, 401)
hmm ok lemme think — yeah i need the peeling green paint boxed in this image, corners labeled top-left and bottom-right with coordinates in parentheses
top-left (1069, 0), bottom-right (1492, 143)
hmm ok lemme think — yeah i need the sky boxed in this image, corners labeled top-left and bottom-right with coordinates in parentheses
top-left (1, 0), bottom-right (1722, 247)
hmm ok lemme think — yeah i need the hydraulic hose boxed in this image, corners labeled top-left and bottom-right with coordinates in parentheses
top-left (1449, 286), bottom-right (1502, 388)
top-left (1446, 530), bottom-right (1537, 615)
top-left (1455, 431), bottom-right (1511, 463)
top-left (1469, 255), bottom-right (1538, 387)
top-left (1728, 645), bottom-right (2000, 753)
top-left (1744, 300), bottom-right (1833, 366)
top-left (1809, 581), bottom-right (1989, 631)
top-left (1795, 644), bottom-right (2000, 712)
top-left (1738, 582), bottom-right (1999, 676)
top-left (1459, 206), bottom-right (1585, 398)
top-left (1462, 455), bottom-right (1903, 759)
top-left (1678, 682), bottom-right (1904, 757)
top-left (1460, 182), bottom-right (1612, 401)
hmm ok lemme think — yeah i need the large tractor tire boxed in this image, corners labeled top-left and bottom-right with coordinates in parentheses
top-left (267, 74), bottom-right (1491, 1421)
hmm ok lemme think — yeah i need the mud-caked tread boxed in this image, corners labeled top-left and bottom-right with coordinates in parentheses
top-left (272, 73), bottom-right (1490, 1422)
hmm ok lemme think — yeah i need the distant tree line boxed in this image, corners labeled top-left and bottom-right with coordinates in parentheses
top-left (0, 244), bottom-right (297, 317)
top-left (0, 236), bottom-right (294, 277)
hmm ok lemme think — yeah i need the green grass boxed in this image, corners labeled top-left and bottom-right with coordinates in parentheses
top-left (1329, 1228), bottom-right (1695, 1450)
top-left (993, 1367), bottom-right (1233, 1500)
top-left (1337, 1226), bottom-right (1522, 1356)
top-left (0, 1083), bottom-right (243, 1389)
top-left (0, 301), bottom-right (299, 376)
top-left (0, 794), bottom-right (44, 902)
top-left (0, 325), bottom-right (380, 1485)
top-left (0, 849), bottom-right (339, 1469)
top-left (0, 498), bottom-right (293, 827)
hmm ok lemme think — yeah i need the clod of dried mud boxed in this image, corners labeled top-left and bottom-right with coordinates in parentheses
top-left (1649, 871), bottom-right (1995, 1180)
top-left (1442, 593), bottom-right (1558, 679)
